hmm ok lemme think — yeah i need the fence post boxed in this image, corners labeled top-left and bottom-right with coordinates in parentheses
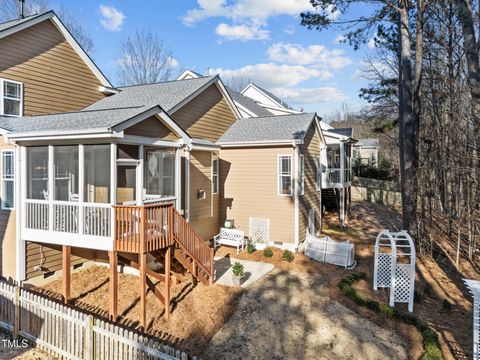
top-left (13, 286), bottom-right (20, 339)
top-left (84, 315), bottom-right (94, 360)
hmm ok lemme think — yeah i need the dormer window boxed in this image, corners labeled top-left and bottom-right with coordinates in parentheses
top-left (1, 79), bottom-right (23, 116)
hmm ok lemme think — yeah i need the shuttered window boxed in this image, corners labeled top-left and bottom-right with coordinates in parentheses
top-left (1, 150), bottom-right (14, 209)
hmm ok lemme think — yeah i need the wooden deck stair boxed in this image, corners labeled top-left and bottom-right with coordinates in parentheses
top-left (111, 201), bottom-right (214, 327)
top-left (322, 188), bottom-right (339, 211)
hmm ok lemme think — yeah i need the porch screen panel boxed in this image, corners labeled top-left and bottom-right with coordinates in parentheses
top-left (145, 149), bottom-right (175, 197)
top-left (84, 145), bottom-right (110, 203)
top-left (54, 146), bottom-right (79, 201)
top-left (27, 147), bottom-right (48, 200)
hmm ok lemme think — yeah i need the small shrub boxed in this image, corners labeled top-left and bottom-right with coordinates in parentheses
top-left (442, 299), bottom-right (453, 312)
top-left (263, 247), bottom-right (273, 258)
top-left (232, 262), bottom-right (244, 278)
top-left (424, 283), bottom-right (433, 297)
top-left (246, 241), bottom-right (256, 254)
top-left (338, 273), bottom-right (441, 360)
top-left (414, 290), bottom-right (423, 303)
top-left (282, 250), bottom-right (295, 262)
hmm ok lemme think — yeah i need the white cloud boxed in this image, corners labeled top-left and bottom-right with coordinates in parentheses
top-left (272, 86), bottom-right (347, 104)
top-left (166, 57), bottom-right (179, 69)
top-left (284, 25), bottom-right (295, 35)
top-left (368, 38), bottom-right (376, 49)
top-left (99, 5), bottom-right (125, 32)
top-left (215, 23), bottom-right (269, 41)
top-left (268, 43), bottom-right (352, 70)
top-left (209, 63), bottom-right (332, 88)
top-left (334, 34), bottom-right (346, 44)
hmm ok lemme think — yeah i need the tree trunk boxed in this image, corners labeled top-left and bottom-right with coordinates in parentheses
top-left (398, 0), bottom-right (417, 232)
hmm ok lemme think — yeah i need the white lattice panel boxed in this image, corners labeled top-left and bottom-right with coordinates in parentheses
top-left (393, 264), bottom-right (411, 302)
top-left (376, 253), bottom-right (393, 288)
top-left (249, 217), bottom-right (270, 244)
top-left (464, 279), bottom-right (480, 360)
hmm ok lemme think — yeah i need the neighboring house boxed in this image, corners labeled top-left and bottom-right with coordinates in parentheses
top-left (218, 113), bottom-right (324, 251)
top-left (241, 83), bottom-right (302, 116)
top-left (353, 138), bottom-right (379, 167)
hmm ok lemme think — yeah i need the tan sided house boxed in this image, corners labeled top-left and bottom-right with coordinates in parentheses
top-left (0, 12), bottom-right (355, 326)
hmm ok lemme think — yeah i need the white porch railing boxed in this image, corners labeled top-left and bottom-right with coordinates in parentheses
top-left (25, 200), bottom-right (111, 238)
top-left (321, 168), bottom-right (352, 189)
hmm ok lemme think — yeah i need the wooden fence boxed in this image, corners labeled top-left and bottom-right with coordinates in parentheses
top-left (0, 281), bottom-right (197, 360)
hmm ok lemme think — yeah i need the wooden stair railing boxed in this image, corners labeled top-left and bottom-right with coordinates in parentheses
top-left (172, 209), bottom-right (214, 285)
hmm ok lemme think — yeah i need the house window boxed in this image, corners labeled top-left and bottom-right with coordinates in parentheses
top-left (1, 150), bottom-right (14, 209)
top-left (212, 158), bottom-right (219, 194)
top-left (278, 155), bottom-right (292, 196)
top-left (299, 155), bottom-right (304, 196)
top-left (145, 149), bottom-right (175, 197)
top-left (27, 147), bottom-right (49, 200)
top-left (1, 79), bottom-right (23, 116)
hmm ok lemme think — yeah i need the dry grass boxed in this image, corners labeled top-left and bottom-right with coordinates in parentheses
top-left (27, 201), bottom-right (477, 359)
top-left (26, 267), bottom-right (242, 357)
top-left (218, 202), bottom-right (477, 360)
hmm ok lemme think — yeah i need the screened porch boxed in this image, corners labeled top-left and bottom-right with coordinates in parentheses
top-left (320, 142), bottom-right (352, 189)
top-left (21, 143), bottom-right (180, 251)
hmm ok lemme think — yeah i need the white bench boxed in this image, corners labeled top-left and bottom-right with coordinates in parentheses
top-left (214, 228), bottom-right (246, 254)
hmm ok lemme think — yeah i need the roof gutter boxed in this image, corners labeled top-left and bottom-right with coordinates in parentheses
top-left (218, 139), bottom-right (303, 148)
top-left (5, 127), bottom-right (120, 142)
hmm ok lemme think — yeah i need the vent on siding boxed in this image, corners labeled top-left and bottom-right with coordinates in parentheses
top-left (274, 241), bottom-right (283, 246)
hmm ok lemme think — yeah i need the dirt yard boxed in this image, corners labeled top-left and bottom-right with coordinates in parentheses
top-left (27, 201), bottom-right (477, 359)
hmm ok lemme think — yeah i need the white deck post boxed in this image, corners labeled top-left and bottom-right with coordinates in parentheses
top-left (184, 147), bottom-right (190, 222)
top-left (110, 143), bottom-right (117, 239)
top-left (78, 144), bottom-right (84, 235)
top-left (48, 145), bottom-right (54, 231)
top-left (137, 144), bottom-right (144, 205)
top-left (464, 279), bottom-right (480, 360)
top-left (175, 146), bottom-right (181, 210)
top-left (339, 141), bottom-right (345, 227)
top-left (15, 145), bottom-right (26, 282)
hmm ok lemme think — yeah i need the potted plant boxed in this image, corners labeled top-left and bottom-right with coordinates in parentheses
top-left (232, 262), bottom-right (245, 286)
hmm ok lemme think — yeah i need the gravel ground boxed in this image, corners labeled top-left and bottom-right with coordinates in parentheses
top-left (0, 331), bottom-right (53, 360)
top-left (204, 269), bottom-right (408, 360)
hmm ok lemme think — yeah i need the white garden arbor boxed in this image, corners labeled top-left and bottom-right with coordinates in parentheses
top-left (464, 279), bottom-right (480, 360)
top-left (373, 230), bottom-right (416, 312)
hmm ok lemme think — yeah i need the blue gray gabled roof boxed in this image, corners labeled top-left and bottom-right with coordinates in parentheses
top-left (0, 13), bottom-right (41, 32)
top-left (84, 76), bottom-right (215, 113)
top-left (0, 106), bottom-right (150, 134)
top-left (329, 127), bottom-right (353, 137)
top-left (218, 113), bottom-right (316, 144)
top-left (356, 138), bottom-right (379, 147)
top-left (247, 83), bottom-right (293, 110)
top-left (226, 87), bottom-right (272, 117)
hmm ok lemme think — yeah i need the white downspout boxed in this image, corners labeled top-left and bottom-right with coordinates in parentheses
top-left (294, 142), bottom-right (300, 250)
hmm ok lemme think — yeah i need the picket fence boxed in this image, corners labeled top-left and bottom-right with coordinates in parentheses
top-left (0, 281), bottom-right (197, 360)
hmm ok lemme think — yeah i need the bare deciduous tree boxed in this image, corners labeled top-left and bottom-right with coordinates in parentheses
top-left (0, 0), bottom-right (94, 54)
top-left (116, 30), bottom-right (178, 86)
top-left (222, 76), bottom-right (253, 92)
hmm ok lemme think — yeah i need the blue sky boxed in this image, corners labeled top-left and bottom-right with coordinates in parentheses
top-left (49, 1), bottom-right (376, 116)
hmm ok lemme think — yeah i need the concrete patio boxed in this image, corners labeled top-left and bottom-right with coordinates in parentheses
top-left (214, 256), bottom-right (274, 288)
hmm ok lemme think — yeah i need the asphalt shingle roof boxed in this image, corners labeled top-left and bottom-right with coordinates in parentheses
top-left (84, 76), bottom-right (215, 113)
top-left (249, 83), bottom-right (293, 110)
top-left (356, 138), bottom-right (379, 147)
top-left (218, 113), bottom-right (315, 143)
top-left (226, 87), bottom-right (272, 117)
top-left (0, 13), bottom-right (41, 32)
top-left (329, 127), bottom-right (353, 137)
top-left (0, 106), bottom-right (148, 133)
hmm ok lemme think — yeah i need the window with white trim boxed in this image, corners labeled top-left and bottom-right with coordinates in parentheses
top-left (1, 79), bottom-right (23, 117)
top-left (278, 155), bottom-right (292, 196)
top-left (1, 150), bottom-right (14, 209)
top-left (212, 158), bottom-right (219, 194)
top-left (299, 155), bottom-right (304, 195)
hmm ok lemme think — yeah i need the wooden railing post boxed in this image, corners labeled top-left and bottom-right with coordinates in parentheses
top-left (140, 206), bottom-right (146, 254)
top-left (209, 248), bottom-right (214, 285)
